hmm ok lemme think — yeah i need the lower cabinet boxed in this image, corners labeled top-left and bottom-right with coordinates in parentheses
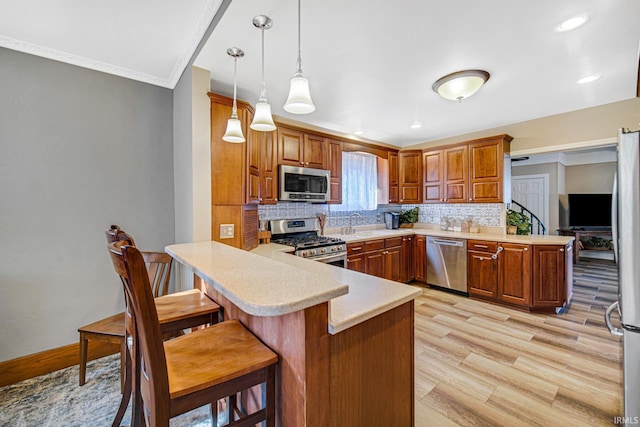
top-left (347, 237), bottom-right (410, 282)
top-left (467, 239), bottom-right (570, 311)
top-left (400, 235), bottom-right (415, 283)
top-left (414, 235), bottom-right (426, 283)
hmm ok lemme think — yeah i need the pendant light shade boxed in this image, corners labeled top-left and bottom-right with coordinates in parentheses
top-left (222, 47), bottom-right (246, 143)
top-left (284, 0), bottom-right (315, 114)
top-left (432, 69), bottom-right (490, 102)
top-left (250, 15), bottom-right (276, 132)
top-left (252, 102), bottom-right (276, 131)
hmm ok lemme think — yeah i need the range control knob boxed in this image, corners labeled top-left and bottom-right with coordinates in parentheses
top-left (301, 251), bottom-right (307, 257)
top-left (338, 245), bottom-right (344, 251)
top-left (309, 249), bottom-right (316, 256)
top-left (331, 246), bottom-right (336, 252)
top-left (321, 248), bottom-right (327, 254)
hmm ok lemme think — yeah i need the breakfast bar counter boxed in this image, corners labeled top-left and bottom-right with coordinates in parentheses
top-left (166, 241), bottom-right (421, 427)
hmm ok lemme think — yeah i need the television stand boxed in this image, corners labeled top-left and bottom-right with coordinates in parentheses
top-left (557, 228), bottom-right (613, 263)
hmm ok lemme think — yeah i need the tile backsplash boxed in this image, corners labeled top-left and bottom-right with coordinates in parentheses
top-left (258, 203), bottom-right (503, 228)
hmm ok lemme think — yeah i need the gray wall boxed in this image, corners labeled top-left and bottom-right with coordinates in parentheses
top-left (565, 162), bottom-right (616, 193)
top-left (0, 48), bottom-right (175, 361)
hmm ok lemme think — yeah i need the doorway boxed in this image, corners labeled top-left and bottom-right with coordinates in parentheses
top-left (511, 174), bottom-right (549, 235)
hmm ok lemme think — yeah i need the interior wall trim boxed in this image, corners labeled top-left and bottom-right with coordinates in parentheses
top-left (509, 137), bottom-right (617, 157)
top-left (0, 341), bottom-right (119, 387)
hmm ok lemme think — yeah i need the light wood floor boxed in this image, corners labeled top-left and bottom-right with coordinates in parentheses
top-left (414, 258), bottom-right (623, 426)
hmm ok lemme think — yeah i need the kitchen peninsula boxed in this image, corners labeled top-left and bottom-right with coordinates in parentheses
top-left (166, 241), bottom-right (421, 427)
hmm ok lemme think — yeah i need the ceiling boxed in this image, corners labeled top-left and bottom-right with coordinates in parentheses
top-left (2, 1), bottom-right (639, 147)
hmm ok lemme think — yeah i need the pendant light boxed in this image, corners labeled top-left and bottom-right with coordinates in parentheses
top-left (432, 70), bottom-right (490, 102)
top-left (284, 0), bottom-right (315, 114)
top-left (250, 15), bottom-right (277, 132)
top-left (222, 47), bottom-right (246, 143)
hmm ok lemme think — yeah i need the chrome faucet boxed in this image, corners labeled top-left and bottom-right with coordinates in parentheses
top-left (346, 213), bottom-right (363, 234)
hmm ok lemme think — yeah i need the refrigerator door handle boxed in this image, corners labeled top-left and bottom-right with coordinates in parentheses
top-left (605, 301), bottom-right (624, 337)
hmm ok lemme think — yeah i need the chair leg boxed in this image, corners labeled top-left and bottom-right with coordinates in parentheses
top-left (265, 365), bottom-right (276, 427)
top-left (79, 333), bottom-right (88, 386)
top-left (111, 346), bottom-right (132, 427)
top-left (119, 338), bottom-right (126, 392)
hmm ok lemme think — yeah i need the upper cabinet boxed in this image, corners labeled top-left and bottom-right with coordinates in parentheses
top-left (423, 134), bottom-right (511, 203)
top-left (277, 126), bottom-right (327, 169)
top-left (388, 152), bottom-right (399, 204)
top-left (328, 140), bottom-right (342, 204)
top-left (398, 150), bottom-right (423, 204)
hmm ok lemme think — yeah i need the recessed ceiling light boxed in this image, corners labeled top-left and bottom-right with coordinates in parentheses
top-left (410, 123), bottom-right (422, 129)
top-left (353, 130), bottom-right (363, 136)
top-left (576, 74), bottom-right (601, 84)
top-left (554, 14), bottom-right (589, 33)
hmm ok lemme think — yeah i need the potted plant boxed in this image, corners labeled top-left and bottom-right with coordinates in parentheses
top-left (399, 207), bottom-right (419, 228)
top-left (506, 209), bottom-right (531, 235)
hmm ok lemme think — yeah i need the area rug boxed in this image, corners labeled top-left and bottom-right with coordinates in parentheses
top-left (0, 354), bottom-right (211, 426)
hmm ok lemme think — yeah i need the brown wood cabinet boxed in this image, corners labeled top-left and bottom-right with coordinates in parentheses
top-left (398, 150), bottom-right (423, 204)
top-left (422, 134), bottom-right (512, 203)
top-left (400, 235), bottom-right (415, 283)
top-left (467, 240), bottom-right (499, 299)
top-left (497, 243), bottom-right (531, 306)
top-left (257, 129), bottom-right (278, 204)
top-left (209, 92), bottom-right (261, 250)
top-left (388, 152), bottom-right (399, 204)
top-left (468, 238), bottom-right (571, 312)
top-left (347, 237), bottom-right (411, 282)
top-left (532, 244), bottom-right (570, 309)
top-left (277, 126), bottom-right (328, 169)
top-left (414, 235), bottom-right (426, 283)
top-left (423, 150), bottom-right (445, 203)
top-left (328, 140), bottom-right (342, 204)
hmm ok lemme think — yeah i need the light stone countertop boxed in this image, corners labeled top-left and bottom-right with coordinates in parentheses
top-left (252, 243), bottom-right (423, 334)
top-left (326, 226), bottom-right (574, 246)
top-left (166, 241), bottom-right (349, 318)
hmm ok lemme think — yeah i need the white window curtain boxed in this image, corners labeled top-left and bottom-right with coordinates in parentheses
top-left (340, 151), bottom-right (378, 211)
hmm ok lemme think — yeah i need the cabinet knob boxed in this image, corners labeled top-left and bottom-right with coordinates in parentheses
top-left (300, 161), bottom-right (304, 165)
top-left (440, 198), bottom-right (444, 202)
top-left (258, 197), bottom-right (263, 202)
top-left (524, 247), bottom-right (528, 251)
top-left (469, 198), bottom-right (472, 201)
top-left (560, 248), bottom-right (565, 252)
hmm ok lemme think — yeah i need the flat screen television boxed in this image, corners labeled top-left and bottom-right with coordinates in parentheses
top-left (568, 193), bottom-right (612, 228)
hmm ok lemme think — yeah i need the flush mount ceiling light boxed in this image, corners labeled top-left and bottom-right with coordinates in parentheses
top-left (554, 14), bottom-right (589, 33)
top-left (250, 15), bottom-right (277, 132)
top-left (284, 0), bottom-right (315, 114)
top-left (432, 70), bottom-right (490, 102)
top-left (222, 47), bottom-right (245, 143)
top-left (410, 123), bottom-right (422, 129)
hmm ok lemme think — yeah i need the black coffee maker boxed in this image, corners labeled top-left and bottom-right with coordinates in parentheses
top-left (384, 212), bottom-right (400, 229)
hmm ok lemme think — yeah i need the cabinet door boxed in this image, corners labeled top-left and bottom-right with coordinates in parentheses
top-left (328, 140), bottom-right (342, 204)
top-left (278, 127), bottom-right (305, 166)
top-left (388, 152), bottom-right (399, 204)
top-left (532, 245), bottom-right (566, 308)
top-left (400, 236), bottom-right (415, 283)
top-left (398, 150), bottom-right (423, 204)
top-left (246, 118), bottom-right (261, 204)
top-left (444, 145), bottom-right (468, 203)
top-left (303, 134), bottom-right (328, 169)
top-left (414, 235), bottom-right (426, 283)
top-left (365, 249), bottom-right (386, 278)
top-left (384, 246), bottom-right (403, 282)
top-left (468, 137), bottom-right (504, 203)
top-left (347, 253), bottom-right (365, 273)
top-left (467, 250), bottom-right (498, 298)
top-left (259, 130), bottom-right (278, 204)
top-left (423, 150), bottom-right (444, 203)
top-left (497, 243), bottom-right (531, 306)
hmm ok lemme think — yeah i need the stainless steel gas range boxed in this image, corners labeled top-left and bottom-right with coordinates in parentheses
top-left (269, 218), bottom-right (347, 267)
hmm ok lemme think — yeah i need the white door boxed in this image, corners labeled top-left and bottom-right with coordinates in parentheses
top-left (511, 174), bottom-right (548, 234)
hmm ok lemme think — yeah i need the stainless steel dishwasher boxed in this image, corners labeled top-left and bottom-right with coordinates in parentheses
top-left (426, 236), bottom-right (467, 294)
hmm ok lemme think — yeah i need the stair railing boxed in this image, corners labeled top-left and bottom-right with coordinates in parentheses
top-left (510, 200), bottom-right (547, 235)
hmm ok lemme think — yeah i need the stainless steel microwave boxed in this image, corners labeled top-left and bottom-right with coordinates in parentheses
top-left (279, 165), bottom-right (331, 202)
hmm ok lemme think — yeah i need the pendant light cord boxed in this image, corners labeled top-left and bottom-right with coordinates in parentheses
top-left (296, 0), bottom-right (302, 73)
top-left (260, 27), bottom-right (267, 101)
top-left (232, 56), bottom-right (238, 117)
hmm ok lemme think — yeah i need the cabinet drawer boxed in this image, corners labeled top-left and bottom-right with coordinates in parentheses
top-left (468, 240), bottom-right (498, 252)
top-left (347, 243), bottom-right (366, 254)
top-left (364, 239), bottom-right (385, 252)
top-left (385, 236), bottom-right (403, 248)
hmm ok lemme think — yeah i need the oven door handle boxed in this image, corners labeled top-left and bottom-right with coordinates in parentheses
top-left (310, 253), bottom-right (347, 263)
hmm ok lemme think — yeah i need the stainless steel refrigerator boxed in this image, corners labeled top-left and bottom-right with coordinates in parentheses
top-left (606, 129), bottom-right (640, 421)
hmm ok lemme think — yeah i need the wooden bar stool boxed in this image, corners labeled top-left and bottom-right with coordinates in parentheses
top-left (78, 226), bottom-right (222, 427)
top-left (108, 241), bottom-right (277, 427)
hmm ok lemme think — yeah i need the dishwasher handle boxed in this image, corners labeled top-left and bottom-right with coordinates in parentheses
top-left (432, 239), bottom-right (464, 247)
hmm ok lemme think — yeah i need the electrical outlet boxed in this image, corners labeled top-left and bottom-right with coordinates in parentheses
top-left (220, 224), bottom-right (234, 239)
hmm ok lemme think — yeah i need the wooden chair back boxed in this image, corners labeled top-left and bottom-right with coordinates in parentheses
top-left (105, 224), bottom-right (137, 246)
top-left (107, 241), bottom-right (171, 424)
